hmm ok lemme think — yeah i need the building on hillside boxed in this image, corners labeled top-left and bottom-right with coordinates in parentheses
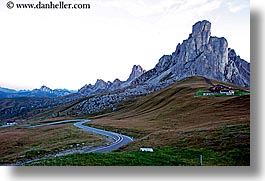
top-left (220, 89), bottom-right (235, 95)
top-left (208, 84), bottom-right (232, 93)
top-left (6, 120), bottom-right (17, 126)
top-left (203, 92), bottom-right (214, 96)
top-left (203, 84), bottom-right (235, 96)
top-left (139, 148), bottom-right (154, 152)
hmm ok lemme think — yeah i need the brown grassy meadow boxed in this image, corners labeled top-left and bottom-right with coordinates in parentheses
top-left (0, 123), bottom-right (106, 164)
top-left (85, 77), bottom-right (250, 165)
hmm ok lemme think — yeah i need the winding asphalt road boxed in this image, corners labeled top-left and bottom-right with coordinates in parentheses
top-left (31, 119), bottom-right (133, 152)
top-left (74, 120), bottom-right (133, 152)
top-left (4, 119), bottom-right (133, 166)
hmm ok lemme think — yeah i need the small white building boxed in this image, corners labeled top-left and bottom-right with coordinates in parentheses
top-left (139, 148), bottom-right (154, 152)
top-left (6, 120), bottom-right (17, 126)
top-left (220, 90), bottom-right (235, 95)
top-left (203, 92), bottom-right (213, 96)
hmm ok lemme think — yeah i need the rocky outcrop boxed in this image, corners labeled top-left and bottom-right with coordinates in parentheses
top-left (35, 86), bottom-right (74, 97)
top-left (133, 20), bottom-right (250, 87)
top-left (39, 86), bottom-right (53, 93)
top-left (78, 65), bottom-right (146, 96)
top-left (93, 79), bottom-right (109, 90)
top-left (225, 48), bottom-right (250, 87)
top-left (109, 79), bottom-right (122, 90)
top-left (126, 65), bottom-right (146, 82)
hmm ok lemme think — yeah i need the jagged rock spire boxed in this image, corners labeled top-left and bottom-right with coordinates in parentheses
top-left (191, 20), bottom-right (211, 48)
top-left (126, 65), bottom-right (146, 82)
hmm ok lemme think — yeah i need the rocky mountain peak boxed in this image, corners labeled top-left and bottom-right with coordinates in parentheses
top-left (191, 20), bottom-right (211, 49)
top-left (131, 20), bottom-right (249, 88)
top-left (113, 78), bottom-right (121, 84)
top-left (192, 20), bottom-right (211, 36)
top-left (95, 79), bottom-right (106, 84)
top-left (108, 79), bottom-right (122, 91)
top-left (127, 65), bottom-right (146, 82)
top-left (94, 79), bottom-right (108, 90)
top-left (40, 85), bottom-right (52, 93)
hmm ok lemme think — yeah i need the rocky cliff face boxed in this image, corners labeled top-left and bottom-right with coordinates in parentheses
top-left (126, 65), bottom-right (146, 82)
top-left (132, 20), bottom-right (250, 87)
top-left (225, 48), bottom-right (250, 87)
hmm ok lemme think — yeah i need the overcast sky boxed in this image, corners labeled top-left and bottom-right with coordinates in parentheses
top-left (0, 0), bottom-right (249, 90)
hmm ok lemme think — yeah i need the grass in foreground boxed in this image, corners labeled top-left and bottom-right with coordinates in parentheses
top-left (26, 147), bottom-right (249, 166)
top-left (0, 123), bottom-right (106, 165)
top-left (27, 124), bottom-right (250, 166)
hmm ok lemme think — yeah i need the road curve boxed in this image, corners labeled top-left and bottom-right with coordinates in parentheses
top-left (74, 120), bottom-right (133, 152)
top-left (4, 119), bottom-right (133, 166)
top-left (31, 119), bottom-right (134, 153)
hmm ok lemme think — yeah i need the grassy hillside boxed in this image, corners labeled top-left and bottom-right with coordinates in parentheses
top-left (0, 122), bottom-right (108, 165)
top-left (88, 76), bottom-right (249, 136)
top-left (27, 76), bottom-right (250, 166)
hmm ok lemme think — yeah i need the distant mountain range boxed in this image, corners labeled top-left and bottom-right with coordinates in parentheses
top-left (0, 85), bottom-right (76, 99)
top-left (0, 65), bottom-right (145, 99)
